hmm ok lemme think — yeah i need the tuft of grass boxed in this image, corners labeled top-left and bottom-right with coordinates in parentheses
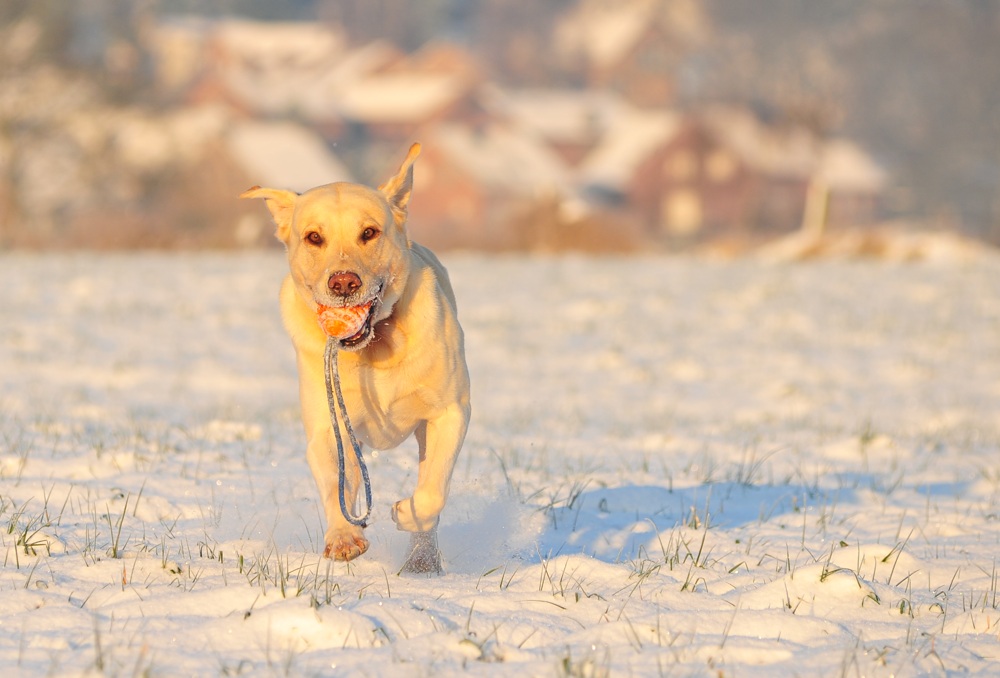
top-left (4, 500), bottom-right (53, 566)
top-left (729, 444), bottom-right (780, 487)
top-left (557, 645), bottom-right (610, 678)
top-left (106, 494), bottom-right (131, 559)
top-left (537, 478), bottom-right (590, 530)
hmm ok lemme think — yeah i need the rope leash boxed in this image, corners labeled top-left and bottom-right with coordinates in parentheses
top-left (324, 338), bottom-right (373, 527)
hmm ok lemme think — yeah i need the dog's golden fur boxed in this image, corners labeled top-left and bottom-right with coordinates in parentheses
top-left (241, 144), bottom-right (470, 568)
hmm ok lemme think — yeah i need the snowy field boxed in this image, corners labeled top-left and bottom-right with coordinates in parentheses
top-left (1, 250), bottom-right (999, 677)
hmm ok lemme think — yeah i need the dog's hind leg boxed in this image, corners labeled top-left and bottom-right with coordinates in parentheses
top-left (392, 405), bottom-right (469, 535)
top-left (401, 529), bottom-right (443, 575)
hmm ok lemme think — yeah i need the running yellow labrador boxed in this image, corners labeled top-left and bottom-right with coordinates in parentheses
top-left (241, 144), bottom-right (470, 573)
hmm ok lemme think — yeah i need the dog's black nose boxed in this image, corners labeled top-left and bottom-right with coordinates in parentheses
top-left (328, 271), bottom-right (362, 297)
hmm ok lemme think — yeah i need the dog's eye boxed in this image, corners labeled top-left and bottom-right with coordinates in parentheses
top-left (360, 226), bottom-right (380, 244)
top-left (305, 231), bottom-right (324, 246)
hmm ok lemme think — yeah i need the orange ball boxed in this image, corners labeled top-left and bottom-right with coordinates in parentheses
top-left (317, 301), bottom-right (372, 339)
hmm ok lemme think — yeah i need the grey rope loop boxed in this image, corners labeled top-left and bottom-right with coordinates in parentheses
top-left (324, 338), bottom-right (373, 527)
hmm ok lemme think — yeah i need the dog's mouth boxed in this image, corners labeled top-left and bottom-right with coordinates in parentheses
top-left (316, 284), bottom-right (383, 351)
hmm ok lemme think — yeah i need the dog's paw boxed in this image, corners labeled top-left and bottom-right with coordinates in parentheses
top-left (401, 530), bottom-right (443, 576)
top-left (391, 496), bottom-right (441, 532)
top-left (323, 530), bottom-right (369, 561)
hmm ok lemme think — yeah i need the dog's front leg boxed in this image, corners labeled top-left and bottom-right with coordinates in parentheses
top-left (299, 360), bottom-right (368, 561)
top-left (305, 429), bottom-right (368, 561)
top-left (392, 403), bottom-right (469, 535)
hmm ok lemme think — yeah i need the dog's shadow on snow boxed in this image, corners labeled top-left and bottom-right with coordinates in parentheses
top-left (339, 480), bottom-right (842, 575)
top-left (534, 482), bottom-right (799, 564)
top-left (435, 479), bottom-right (872, 570)
top-left (518, 474), bottom-right (970, 567)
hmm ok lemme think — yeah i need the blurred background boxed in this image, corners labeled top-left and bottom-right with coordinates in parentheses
top-left (1, 0), bottom-right (998, 252)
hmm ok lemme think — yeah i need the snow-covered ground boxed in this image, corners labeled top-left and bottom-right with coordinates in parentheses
top-left (1, 251), bottom-right (999, 676)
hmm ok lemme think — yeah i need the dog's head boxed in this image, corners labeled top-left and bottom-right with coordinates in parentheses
top-left (241, 143), bottom-right (420, 351)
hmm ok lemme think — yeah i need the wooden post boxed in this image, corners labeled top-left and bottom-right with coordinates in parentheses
top-left (801, 179), bottom-right (830, 237)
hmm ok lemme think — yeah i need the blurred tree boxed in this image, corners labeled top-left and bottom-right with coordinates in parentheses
top-left (316, 0), bottom-right (455, 51)
top-left (470, 0), bottom-right (574, 86)
top-left (696, 0), bottom-right (1000, 241)
top-left (0, 0), bottom-right (74, 69)
top-left (155, 0), bottom-right (317, 21)
top-left (839, 1), bottom-right (1000, 239)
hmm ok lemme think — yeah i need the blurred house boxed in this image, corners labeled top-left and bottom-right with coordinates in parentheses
top-left (334, 42), bottom-right (487, 142)
top-left (336, 72), bottom-right (476, 142)
top-left (577, 105), bottom-right (685, 213)
top-left (153, 18), bottom-right (346, 108)
top-left (410, 123), bottom-right (570, 250)
top-left (692, 107), bottom-right (819, 238)
top-left (577, 105), bottom-right (886, 243)
top-left (149, 17), bottom-right (400, 134)
top-left (485, 87), bottom-right (627, 166)
top-left (699, 108), bottom-right (886, 237)
top-left (150, 20), bottom-right (487, 144)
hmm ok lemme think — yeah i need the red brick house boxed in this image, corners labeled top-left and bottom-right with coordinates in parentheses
top-left (408, 123), bottom-right (571, 250)
top-left (578, 106), bottom-right (886, 242)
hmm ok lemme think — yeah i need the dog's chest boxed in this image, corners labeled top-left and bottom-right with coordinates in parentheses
top-left (338, 366), bottom-right (429, 450)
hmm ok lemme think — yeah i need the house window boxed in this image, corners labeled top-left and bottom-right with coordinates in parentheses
top-left (662, 189), bottom-right (702, 236)
top-left (706, 150), bottom-right (736, 183)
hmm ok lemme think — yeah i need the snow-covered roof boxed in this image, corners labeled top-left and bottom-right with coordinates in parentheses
top-left (291, 41), bottom-right (403, 122)
top-left (226, 120), bottom-right (352, 192)
top-left (323, 40), bottom-right (401, 84)
top-left (555, 0), bottom-right (654, 71)
top-left (701, 107), bottom-right (818, 179)
top-left (814, 139), bottom-right (887, 192)
top-left (577, 108), bottom-right (683, 189)
top-left (157, 19), bottom-right (398, 123)
top-left (217, 39), bottom-right (399, 122)
top-left (336, 73), bottom-right (467, 124)
top-left (214, 20), bottom-right (346, 72)
top-left (700, 109), bottom-right (887, 191)
top-left (151, 21), bottom-right (468, 127)
top-left (430, 124), bottom-right (570, 195)
top-left (487, 88), bottom-right (627, 146)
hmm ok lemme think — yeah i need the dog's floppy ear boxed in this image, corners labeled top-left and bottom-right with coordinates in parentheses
top-left (240, 186), bottom-right (298, 243)
top-left (378, 143), bottom-right (420, 220)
